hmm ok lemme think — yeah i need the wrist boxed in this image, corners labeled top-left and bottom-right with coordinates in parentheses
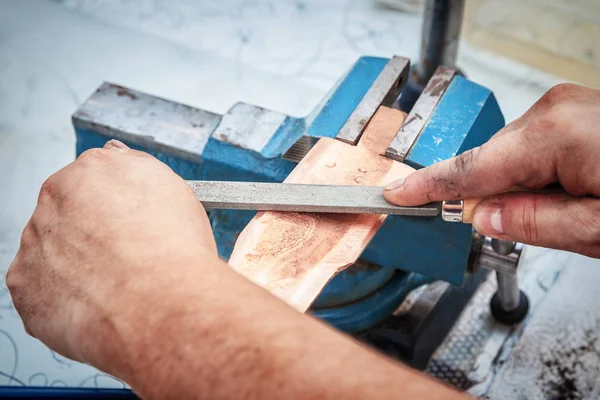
top-left (78, 250), bottom-right (225, 385)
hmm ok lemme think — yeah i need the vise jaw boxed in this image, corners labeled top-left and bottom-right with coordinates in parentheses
top-left (72, 55), bottom-right (504, 332)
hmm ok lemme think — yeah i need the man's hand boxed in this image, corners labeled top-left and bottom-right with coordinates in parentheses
top-left (6, 140), bottom-right (466, 400)
top-left (6, 140), bottom-right (218, 373)
top-left (384, 83), bottom-right (600, 257)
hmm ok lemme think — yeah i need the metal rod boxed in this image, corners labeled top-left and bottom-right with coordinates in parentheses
top-left (491, 238), bottom-right (516, 256)
top-left (478, 238), bottom-right (522, 275)
top-left (415, 0), bottom-right (465, 86)
top-left (485, 239), bottom-right (521, 312)
top-left (495, 270), bottom-right (521, 312)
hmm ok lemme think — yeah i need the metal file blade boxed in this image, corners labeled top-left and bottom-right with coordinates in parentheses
top-left (186, 181), bottom-right (441, 217)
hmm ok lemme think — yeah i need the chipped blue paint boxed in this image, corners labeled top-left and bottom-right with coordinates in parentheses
top-left (406, 76), bottom-right (504, 168)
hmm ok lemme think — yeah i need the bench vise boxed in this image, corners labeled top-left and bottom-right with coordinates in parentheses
top-left (72, 55), bottom-right (528, 366)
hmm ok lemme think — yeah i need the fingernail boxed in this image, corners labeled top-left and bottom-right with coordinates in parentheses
top-left (104, 139), bottom-right (130, 150)
top-left (384, 178), bottom-right (405, 191)
top-left (473, 203), bottom-right (504, 234)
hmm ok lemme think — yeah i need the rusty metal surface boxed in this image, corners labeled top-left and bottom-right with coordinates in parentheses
top-left (336, 56), bottom-right (410, 145)
top-left (385, 66), bottom-right (456, 162)
top-left (72, 82), bottom-right (221, 163)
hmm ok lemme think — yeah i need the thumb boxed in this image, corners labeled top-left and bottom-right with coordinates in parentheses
top-left (472, 192), bottom-right (600, 257)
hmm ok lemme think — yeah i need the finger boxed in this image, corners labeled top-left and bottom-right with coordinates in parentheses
top-left (103, 139), bottom-right (130, 151)
top-left (472, 192), bottom-right (600, 257)
top-left (383, 127), bottom-right (554, 206)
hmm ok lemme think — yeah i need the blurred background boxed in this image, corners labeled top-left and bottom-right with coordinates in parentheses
top-left (1, 0), bottom-right (599, 397)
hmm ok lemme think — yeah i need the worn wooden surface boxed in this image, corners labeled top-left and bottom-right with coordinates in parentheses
top-left (228, 107), bottom-right (413, 312)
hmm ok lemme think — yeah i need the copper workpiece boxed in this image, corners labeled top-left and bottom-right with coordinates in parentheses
top-left (228, 106), bottom-right (414, 312)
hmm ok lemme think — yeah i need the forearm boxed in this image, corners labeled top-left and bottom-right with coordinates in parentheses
top-left (97, 255), bottom-right (466, 399)
top-left (9, 141), bottom-right (463, 399)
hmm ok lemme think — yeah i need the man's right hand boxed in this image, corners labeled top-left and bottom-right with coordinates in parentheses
top-left (384, 83), bottom-right (600, 258)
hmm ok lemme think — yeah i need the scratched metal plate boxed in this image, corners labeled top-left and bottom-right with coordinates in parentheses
top-left (385, 66), bottom-right (456, 162)
top-left (73, 82), bottom-right (221, 163)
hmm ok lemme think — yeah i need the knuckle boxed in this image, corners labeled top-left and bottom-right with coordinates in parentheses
top-left (419, 177), bottom-right (436, 203)
top-left (546, 104), bottom-right (573, 130)
top-left (527, 84), bottom-right (588, 129)
top-left (527, 103), bottom-right (585, 158)
top-left (39, 177), bottom-right (56, 199)
top-left (5, 257), bottom-right (25, 297)
top-left (77, 147), bottom-right (106, 163)
top-left (524, 105), bottom-right (571, 144)
top-left (452, 147), bottom-right (480, 176)
top-left (5, 265), bottom-right (18, 292)
top-left (523, 106), bottom-right (571, 151)
top-left (528, 110), bottom-right (558, 134)
top-left (6, 263), bottom-right (38, 325)
top-left (442, 147), bottom-right (482, 198)
top-left (19, 223), bottom-right (35, 250)
top-left (38, 176), bottom-right (58, 206)
top-left (514, 196), bottom-right (540, 245)
top-left (541, 83), bottom-right (582, 106)
top-left (426, 172), bottom-right (458, 200)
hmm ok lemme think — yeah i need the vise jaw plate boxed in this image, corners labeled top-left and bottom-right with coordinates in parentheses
top-left (336, 56), bottom-right (409, 146)
top-left (385, 66), bottom-right (456, 162)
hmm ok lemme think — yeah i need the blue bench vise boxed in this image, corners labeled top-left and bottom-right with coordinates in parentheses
top-left (72, 55), bottom-right (506, 341)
